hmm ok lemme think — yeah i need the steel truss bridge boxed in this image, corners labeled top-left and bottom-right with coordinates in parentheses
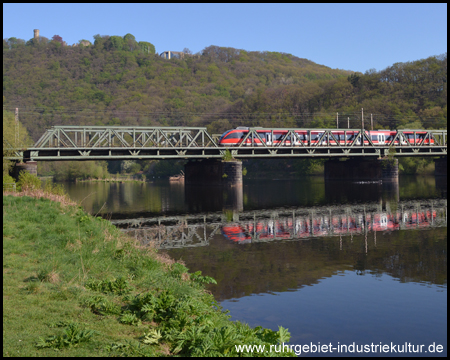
top-left (112, 200), bottom-right (447, 249)
top-left (4, 126), bottom-right (447, 161)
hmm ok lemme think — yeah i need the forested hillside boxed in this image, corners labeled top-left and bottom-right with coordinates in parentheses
top-left (3, 33), bottom-right (447, 142)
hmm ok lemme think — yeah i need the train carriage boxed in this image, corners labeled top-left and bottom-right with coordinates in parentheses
top-left (218, 127), bottom-right (434, 147)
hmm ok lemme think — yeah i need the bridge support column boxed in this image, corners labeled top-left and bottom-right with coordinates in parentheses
top-left (434, 157), bottom-right (447, 176)
top-left (185, 159), bottom-right (242, 186)
top-left (324, 158), bottom-right (398, 181)
top-left (380, 158), bottom-right (399, 180)
top-left (12, 161), bottom-right (38, 180)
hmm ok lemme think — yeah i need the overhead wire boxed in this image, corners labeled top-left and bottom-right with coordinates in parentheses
top-left (3, 106), bottom-right (446, 126)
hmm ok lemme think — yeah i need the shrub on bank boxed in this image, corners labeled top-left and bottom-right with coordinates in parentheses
top-left (3, 194), bottom-right (294, 357)
top-left (16, 170), bottom-right (41, 191)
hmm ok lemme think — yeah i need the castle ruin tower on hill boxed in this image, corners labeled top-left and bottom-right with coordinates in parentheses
top-left (34, 29), bottom-right (39, 39)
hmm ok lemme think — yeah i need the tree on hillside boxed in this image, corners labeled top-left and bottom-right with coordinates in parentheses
top-left (138, 41), bottom-right (155, 54)
top-left (123, 33), bottom-right (138, 51)
top-left (3, 110), bottom-right (33, 176)
top-left (25, 36), bottom-right (49, 46)
top-left (6, 37), bottom-right (25, 49)
top-left (93, 34), bottom-right (110, 48)
top-left (52, 35), bottom-right (64, 45)
top-left (108, 35), bottom-right (124, 51)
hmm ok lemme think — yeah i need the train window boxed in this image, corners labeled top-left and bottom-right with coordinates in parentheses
top-left (347, 134), bottom-right (356, 140)
top-left (386, 135), bottom-right (393, 141)
top-left (219, 130), bottom-right (233, 142)
top-left (294, 133), bottom-right (307, 141)
top-left (371, 135), bottom-right (378, 141)
top-left (226, 131), bottom-right (245, 139)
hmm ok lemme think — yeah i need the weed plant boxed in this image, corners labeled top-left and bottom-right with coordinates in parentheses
top-left (222, 149), bottom-right (235, 162)
top-left (3, 194), bottom-right (294, 356)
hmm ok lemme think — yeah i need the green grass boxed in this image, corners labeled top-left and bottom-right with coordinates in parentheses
top-left (3, 195), bottom-right (293, 357)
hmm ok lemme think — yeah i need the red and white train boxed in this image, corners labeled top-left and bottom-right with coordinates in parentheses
top-left (218, 127), bottom-right (433, 146)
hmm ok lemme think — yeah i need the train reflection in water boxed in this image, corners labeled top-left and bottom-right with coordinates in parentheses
top-left (222, 208), bottom-right (440, 244)
top-left (111, 200), bottom-right (447, 249)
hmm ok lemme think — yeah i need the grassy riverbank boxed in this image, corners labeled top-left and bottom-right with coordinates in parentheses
top-left (3, 193), bottom-right (293, 357)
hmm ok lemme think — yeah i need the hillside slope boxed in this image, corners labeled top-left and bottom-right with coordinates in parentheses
top-left (3, 35), bottom-right (447, 140)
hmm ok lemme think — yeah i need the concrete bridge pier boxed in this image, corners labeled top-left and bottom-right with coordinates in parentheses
top-left (185, 159), bottom-right (242, 186)
top-left (12, 161), bottom-right (38, 180)
top-left (324, 158), bottom-right (398, 181)
top-left (434, 157), bottom-right (447, 176)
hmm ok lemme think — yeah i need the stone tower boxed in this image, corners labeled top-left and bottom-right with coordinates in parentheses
top-left (34, 29), bottom-right (39, 39)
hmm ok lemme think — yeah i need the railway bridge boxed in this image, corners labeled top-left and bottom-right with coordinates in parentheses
top-left (111, 200), bottom-right (447, 250)
top-left (4, 125), bottom-right (447, 183)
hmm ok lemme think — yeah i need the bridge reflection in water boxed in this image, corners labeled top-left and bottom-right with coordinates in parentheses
top-left (111, 200), bottom-right (447, 250)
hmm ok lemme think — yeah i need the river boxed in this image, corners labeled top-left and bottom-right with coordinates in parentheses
top-left (59, 175), bottom-right (447, 356)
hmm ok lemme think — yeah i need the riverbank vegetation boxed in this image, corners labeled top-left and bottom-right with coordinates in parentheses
top-left (2, 110), bottom-right (33, 178)
top-left (37, 159), bottom-right (185, 181)
top-left (3, 186), bottom-right (294, 356)
top-left (398, 157), bottom-right (436, 175)
top-left (37, 160), bottom-right (110, 181)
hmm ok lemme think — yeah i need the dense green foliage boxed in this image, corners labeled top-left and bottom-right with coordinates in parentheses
top-left (231, 53), bottom-right (447, 130)
top-left (3, 110), bottom-right (32, 147)
top-left (3, 195), bottom-right (294, 356)
top-left (52, 161), bottom-right (109, 181)
top-left (3, 35), bottom-right (446, 141)
top-left (16, 170), bottom-right (41, 191)
top-left (3, 110), bottom-right (32, 175)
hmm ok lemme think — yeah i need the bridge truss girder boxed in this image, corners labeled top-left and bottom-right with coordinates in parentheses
top-left (34, 126), bottom-right (218, 149)
top-left (4, 126), bottom-right (447, 161)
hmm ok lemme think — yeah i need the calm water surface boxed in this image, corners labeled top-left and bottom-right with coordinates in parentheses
top-left (61, 175), bottom-right (447, 356)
